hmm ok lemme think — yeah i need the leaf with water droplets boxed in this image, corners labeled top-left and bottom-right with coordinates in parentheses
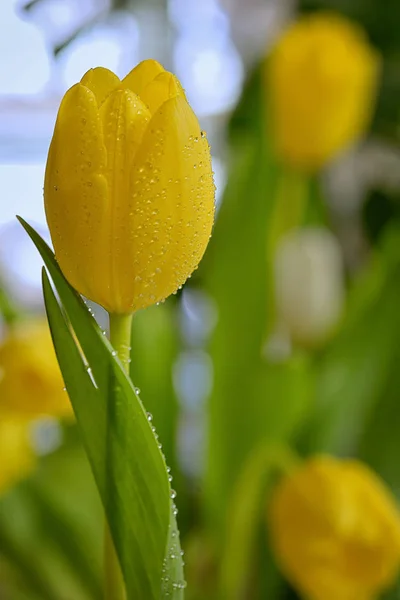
top-left (161, 507), bottom-right (185, 599)
top-left (18, 217), bottom-right (185, 600)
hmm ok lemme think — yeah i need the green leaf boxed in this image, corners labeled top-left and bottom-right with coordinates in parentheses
top-left (0, 477), bottom-right (100, 600)
top-left (18, 217), bottom-right (185, 600)
top-left (0, 431), bottom-right (102, 600)
top-left (130, 305), bottom-right (189, 537)
top-left (305, 230), bottom-right (400, 454)
top-left (221, 444), bottom-right (298, 600)
top-left (25, 483), bottom-right (102, 599)
top-left (202, 66), bottom-right (278, 535)
top-left (201, 65), bottom-right (314, 537)
top-left (356, 234), bottom-right (400, 492)
top-left (130, 303), bottom-right (179, 477)
top-left (358, 341), bottom-right (400, 493)
top-left (0, 523), bottom-right (60, 600)
top-left (0, 277), bottom-right (19, 324)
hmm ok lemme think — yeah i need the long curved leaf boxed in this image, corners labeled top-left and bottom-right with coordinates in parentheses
top-left (19, 217), bottom-right (185, 600)
top-left (221, 444), bottom-right (298, 600)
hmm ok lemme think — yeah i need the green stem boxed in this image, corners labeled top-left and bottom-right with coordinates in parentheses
top-left (109, 313), bottom-right (133, 371)
top-left (266, 167), bottom-right (310, 336)
top-left (104, 312), bottom-right (133, 600)
top-left (0, 283), bottom-right (19, 325)
top-left (267, 167), bottom-right (310, 258)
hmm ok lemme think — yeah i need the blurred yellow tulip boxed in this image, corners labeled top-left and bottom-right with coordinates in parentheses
top-left (45, 59), bottom-right (215, 314)
top-left (267, 12), bottom-right (380, 171)
top-left (0, 320), bottom-right (71, 418)
top-left (269, 456), bottom-right (400, 600)
top-left (0, 417), bottom-right (35, 495)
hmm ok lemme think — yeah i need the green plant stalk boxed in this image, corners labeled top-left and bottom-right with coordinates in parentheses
top-left (0, 282), bottom-right (19, 325)
top-left (105, 312), bottom-right (133, 600)
top-left (265, 167), bottom-right (310, 336)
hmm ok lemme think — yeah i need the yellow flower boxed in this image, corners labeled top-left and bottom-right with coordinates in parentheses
top-left (269, 456), bottom-right (400, 600)
top-left (0, 320), bottom-right (71, 418)
top-left (44, 59), bottom-right (215, 314)
top-left (267, 12), bottom-right (380, 171)
top-left (0, 417), bottom-right (35, 495)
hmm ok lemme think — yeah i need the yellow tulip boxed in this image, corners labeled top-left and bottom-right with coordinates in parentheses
top-left (267, 12), bottom-right (380, 171)
top-left (268, 456), bottom-right (400, 600)
top-left (44, 59), bottom-right (215, 314)
top-left (0, 417), bottom-right (35, 495)
top-left (0, 320), bottom-right (71, 418)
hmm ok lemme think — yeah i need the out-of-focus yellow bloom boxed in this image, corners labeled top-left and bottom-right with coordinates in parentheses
top-left (0, 417), bottom-right (35, 495)
top-left (269, 456), bottom-right (400, 600)
top-left (267, 12), bottom-right (380, 171)
top-left (0, 320), bottom-right (71, 418)
top-left (45, 59), bottom-right (215, 314)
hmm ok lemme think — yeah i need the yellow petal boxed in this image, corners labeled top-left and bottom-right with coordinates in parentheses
top-left (268, 12), bottom-right (380, 171)
top-left (0, 319), bottom-right (72, 418)
top-left (112, 95), bottom-right (215, 313)
top-left (81, 67), bottom-right (120, 106)
top-left (0, 418), bottom-right (35, 495)
top-left (269, 456), bottom-right (400, 600)
top-left (139, 72), bottom-right (184, 114)
top-left (99, 89), bottom-right (151, 311)
top-left (122, 59), bottom-right (165, 96)
top-left (44, 83), bottom-right (111, 307)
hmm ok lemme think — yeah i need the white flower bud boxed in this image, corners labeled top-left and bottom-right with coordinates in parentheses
top-left (274, 227), bottom-right (344, 347)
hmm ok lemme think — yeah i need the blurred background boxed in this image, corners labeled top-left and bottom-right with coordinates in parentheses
top-left (2, 0), bottom-right (400, 599)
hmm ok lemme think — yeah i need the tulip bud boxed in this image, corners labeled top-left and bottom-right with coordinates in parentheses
top-left (274, 227), bottom-right (344, 348)
top-left (267, 12), bottom-right (380, 171)
top-left (0, 418), bottom-right (35, 495)
top-left (269, 456), bottom-right (400, 600)
top-left (0, 320), bottom-right (71, 418)
top-left (44, 60), bottom-right (215, 314)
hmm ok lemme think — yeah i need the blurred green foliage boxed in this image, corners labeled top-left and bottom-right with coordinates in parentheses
top-left (0, 427), bottom-right (102, 600)
top-left (197, 35), bottom-right (400, 596)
